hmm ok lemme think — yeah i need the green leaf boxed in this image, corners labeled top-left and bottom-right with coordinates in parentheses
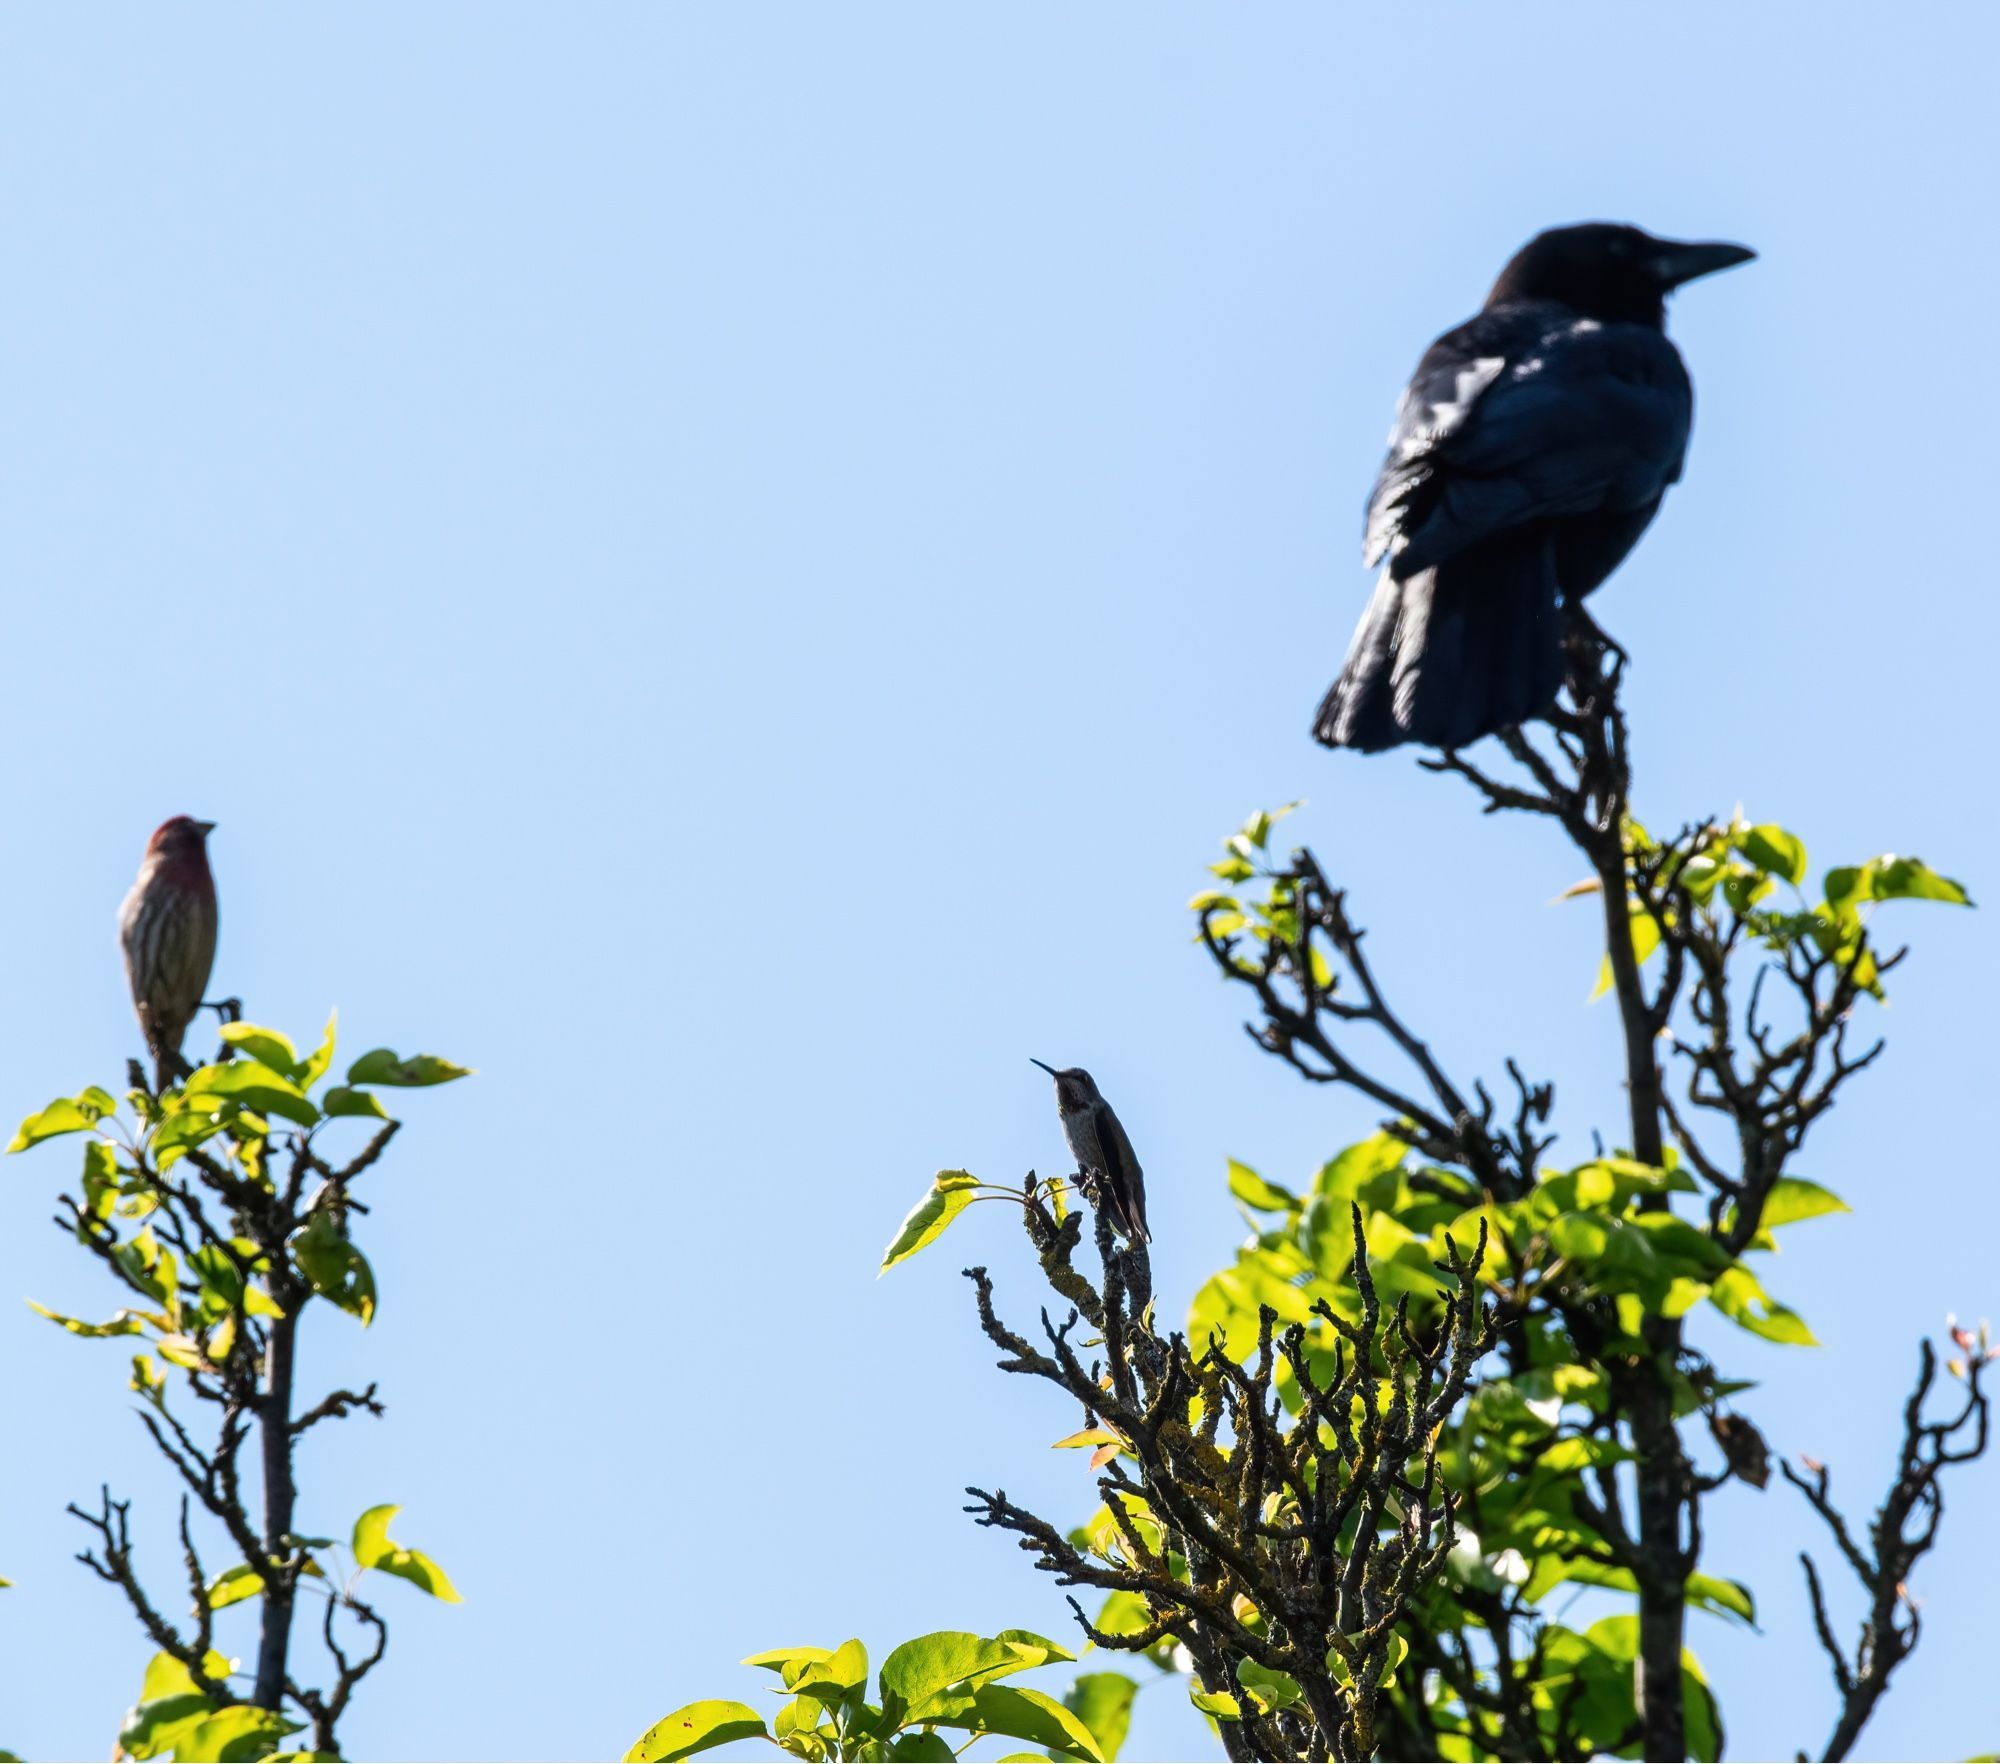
top-left (289, 1215), bottom-right (376, 1325)
top-left (1091, 1591), bottom-right (1159, 1644)
top-left (115, 1648), bottom-right (241, 1760)
top-left (182, 1061), bottom-right (319, 1128)
top-left (1827, 856), bottom-right (1973, 914)
top-left (1227, 1160), bottom-right (1300, 1214)
top-left (772, 1690), bottom-right (829, 1748)
top-left (1235, 1659), bottom-right (1302, 1712)
top-left (879, 1633), bottom-right (1033, 1715)
top-left (1590, 904), bottom-right (1662, 1001)
top-left (935, 1685), bottom-right (1102, 1761)
top-left (205, 1559), bottom-right (321, 1610)
top-left (207, 1564), bottom-right (265, 1611)
top-left (321, 1087), bottom-right (392, 1119)
top-left (744, 1646), bottom-right (831, 1675)
top-left (1380, 1631), bottom-right (1410, 1687)
top-left (1685, 1572), bottom-right (1757, 1628)
top-left (118, 1694), bottom-right (216, 1761)
top-left (1065, 1673), bottom-right (1137, 1762)
top-left (9, 1096), bottom-right (100, 1153)
top-left (1734, 825), bottom-right (1808, 886)
top-left (793, 1636), bottom-right (868, 1706)
top-left (991, 1629), bottom-right (1074, 1666)
top-left (26, 1300), bottom-right (147, 1338)
top-left (298, 1012), bottom-right (339, 1091)
top-left (345, 1048), bottom-right (472, 1087)
top-left (1709, 1265), bottom-right (1817, 1345)
top-left (81, 1138), bottom-right (121, 1224)
top-left (1756, 1177), bottom-right (1850, 1231)
top-left (625, 1701), bottom-right (769, 1763)
top-left (1683, 1653), bottom-right (1723, 1762)
top-left (1189, 1689), bottom-right (1241, 1720)
top-left (151, 1109), bottom-right (226, 1169)
top-left (180, 1705), bottom-right (303, 1761)
top-left (217, 1023), bottom-right (300, 1074)
top-left (1866, 855), bottom-right (1971, 906)
top-left (879, 1174), bottom-right (977, 1273)
top-left (351, 1504), bottom-right (462, 1601)
top-left (1311, 1134), bottom-right (1409, 1207)
top-left (1240, 806), bottom-right (1292, 850)
top-left (138, 1651), bottom-right (231, 1701)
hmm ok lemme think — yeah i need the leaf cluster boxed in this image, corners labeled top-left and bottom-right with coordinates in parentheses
top-left (627, 1630), bottom-right (1130, 1763)
top-left (10, 1014), bottom-right (468, 1758)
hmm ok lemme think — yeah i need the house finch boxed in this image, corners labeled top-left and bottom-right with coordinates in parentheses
top-left (119, 816), bottom-right (218, 1089)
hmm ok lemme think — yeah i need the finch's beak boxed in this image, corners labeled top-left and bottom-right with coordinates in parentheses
top-left (195, 820), bottom-right (217, 834)
top-left (1029, 1058), bottom-right (1058, 1077)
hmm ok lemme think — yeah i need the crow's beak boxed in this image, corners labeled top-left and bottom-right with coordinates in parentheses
top-left (1651, 239), bottom-right (1756, 289)
top-left (1029, 1058), bottom-right (1058, 1077)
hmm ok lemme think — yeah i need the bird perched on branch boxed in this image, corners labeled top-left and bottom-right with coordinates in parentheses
top-left (1031, 1059), bottom-right (1150, 1244)
top-left (1314, 222), bottom-right (1754, 753)
top-left (120, 816), bottom-right (218, 1089)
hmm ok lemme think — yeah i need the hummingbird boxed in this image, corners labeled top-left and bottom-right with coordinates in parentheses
top-left (1031, 1060), bottom-right (1151, 1244)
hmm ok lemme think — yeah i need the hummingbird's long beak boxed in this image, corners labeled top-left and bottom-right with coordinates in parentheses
top-left (1029, 1058), bottom-right (1058, 1076)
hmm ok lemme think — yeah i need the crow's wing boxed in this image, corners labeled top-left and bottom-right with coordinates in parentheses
top-left (1365, 301), bottom-right (1694, 578)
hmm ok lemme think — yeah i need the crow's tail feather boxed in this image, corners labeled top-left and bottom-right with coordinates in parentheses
top-left (1312, 533), bottom-right (1563, 753)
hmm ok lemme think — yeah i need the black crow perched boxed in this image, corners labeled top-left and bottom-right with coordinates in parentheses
top-left (1313, 223), bottom-right (1753, 753)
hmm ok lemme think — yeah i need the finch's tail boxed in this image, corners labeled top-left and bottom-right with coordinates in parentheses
top-left (1312, 533), bottom-right (1563, 753)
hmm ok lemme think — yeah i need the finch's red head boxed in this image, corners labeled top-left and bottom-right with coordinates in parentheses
top-left (148, 816), bottom-right (216, 857)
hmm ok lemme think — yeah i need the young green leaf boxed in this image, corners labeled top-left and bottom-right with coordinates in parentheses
top-left (1708, 1266), bottom-right (1817, 1346)
top-left (217, 1022), bottom-right (300, 1074)
top-left (352, 1504), bottom-right (462, 1601)
top-left (289, 1215), bottom-right (377, 1325)
top-left (1227, 1160), bottom-right (1300, 1214)
top-left (1752, 1176), bottom-right (1851, 1231)
top-left (1064, 1672), bottom-right (1138, 1762)
top-left (878, 1631), bottom-right (1039, 1715)
top-left (346, 1048), bottom-right (473, 1087)
top-left (1590, 904), bottom-right (1662, 1002)
top-left (743, 1645), bottom-right (832, 1675)
top-left (924, 1684), bottom-right (1103, 1761)
top-left (182, 1061), bottom-right (320, 1128)
top-left (298, 1011), bottom-right (340, 1091)
top-left (1234, 1659), bottom-right (1303, 1712)
top-left (879, 1174), bottom-right (977, 1273)
top-left (25, 1301), bottom-right (147, 1339)
top-left (8, 1095), bottom-right (101, 1153)
top-left (791, 1636), bottom-right (868, 1706)
top-left (1732, 825), bottom-right (1808, 886)
top-left (624, 1701), bottom-right (769, 1763)
top-left (117, 1693), bottom-right (217, 1761)
top-left (181, 1706), bottom-right (302, 1761)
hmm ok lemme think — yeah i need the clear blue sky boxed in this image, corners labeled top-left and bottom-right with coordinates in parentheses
top-left (1, 6), bottom-right (1993, 1759)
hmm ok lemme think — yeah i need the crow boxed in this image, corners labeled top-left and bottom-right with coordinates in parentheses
top-left (1313, 223), bottom-right (1753, 753)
